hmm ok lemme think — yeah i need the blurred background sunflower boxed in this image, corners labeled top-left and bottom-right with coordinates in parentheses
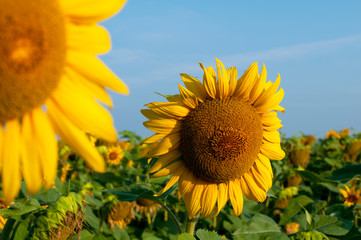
top-left (0, 0), bottom-right (128, 202)
top-left (142, 59), bottom-right (285, 218)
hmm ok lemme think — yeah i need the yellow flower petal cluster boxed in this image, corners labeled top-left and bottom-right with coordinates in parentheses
top-left (106, 145), bottom-right (124, 166)
top-left (142, 59), bottom-right (285, 218)
top-left (0, 0), bottom-right (128, 202)
top-left (339, 184), bottom-right (361, 206)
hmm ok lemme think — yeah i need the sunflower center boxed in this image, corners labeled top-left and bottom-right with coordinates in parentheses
top-left (0, 0), bottom-right (66, 122)
top-left (109, 152), bottom-right (119, 160)
top-left (180, 98), bottom-right (263, 183)
top-left (136, 199), bottom-right (155, 207)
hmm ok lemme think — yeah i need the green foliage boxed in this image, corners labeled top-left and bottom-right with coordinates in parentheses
top-left (1, 130), bottom-right (361, 239)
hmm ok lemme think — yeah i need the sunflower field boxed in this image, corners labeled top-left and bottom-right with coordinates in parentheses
top-left (1, 0), bottom-right (360, 239)
top-left (0, 129), bottom-right (360, 240)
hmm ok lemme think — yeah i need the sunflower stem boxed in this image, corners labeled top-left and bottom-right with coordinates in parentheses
top-left (186, 212), bottom-right (200, 236)
top-left (159, 201), bottom-right (182, 234)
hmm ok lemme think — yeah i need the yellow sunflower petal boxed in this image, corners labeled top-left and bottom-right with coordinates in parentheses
top-left (178, 84), bottom-right (198, 109)
top-left (261, 112), bottom-right (281, 127)
top-left (154, 175), bottom-right (180, 197)
top-left (216, 182), bottom-right (229, 216)
top-left (227, 67), bottom-right (237, 96)
top-left (31, 108), bottom-right (58, 188)
top-left (263, 130), bottom-right (281, 143)
top-left (180, 73), bottom-right (207, 102)
top-left (216, 58), bottom-right (230, 99)
top-left (200, 183), bottom-right (218, 217)
top-left (148, 149), bottom-right (181, 174)
top-left (21, 113), bottom-right (43, 195)
top-left (150, 159), bottom-right (184, 177)
top-left (233, 62), bottom-right (258, 100)
top-left (61, 0), bottom-right (127, 23)
top-left (239, 176), bottom-right (258, 202)
top-left (249, 63), bottom-right (267, 103)
top-left (67, 24), bottom-right (110, 54)
top-left (273, 105), bottom-right (285, 113)
top-left (339, 188), bottom-right (348, 198)
top-left (228, 179), bottom-right (243, 216)
top-left (188, 182), bottom-right (204, 218)
top-left (261, 142), bottom-right (285, 160)
top-left (241, 172), bottom-right (267, 202)
top-left (67, 51), bottom-right (128, 94)
top-left (154, 164), bottom-right (186, 196)
top-left (0, 126), bottom-right (3, 172)
top-left (145, 102), bottom-right (190, 120)
top-left (200, 63), bottom-right (217, 99)
top-left (149, 133), bottom-right (180, 157)
top-left (255, 88), bottom-right (284, 114)
top-left (254, 160), bottom-right (273, 189)
top-left (140, 109), bottom-right (167, 120)
top-left (47, 99), bottom-right (105, 172)
top-left (257, 153), bottom-right (274, 178)
top-left (66, 67), bottom-right (113, 108)
top-left (143, 133), bottom-right (166, 144)
top-left (2, 119), bottom-right (21, 203)
top-left (250, 164), bottom-right (272, 191)
top-left (254, 73), bottom-right (281, 107)
top-left (178, 170), bottom-right (196, 196)
top-left (52, 75), bottom-right (117, 142)
top-left (143, 119), bottom-right (181, 135)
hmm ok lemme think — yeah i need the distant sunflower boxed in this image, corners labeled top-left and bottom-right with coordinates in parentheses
top-left (0, 0), bottom-right (128, 202)
top-left (339, 185), bottom-right (361, 206)
top-left (107, 201), bottom-right (135, 229)
top-left (135, 199), bottom-right (161, 217)
top-left (106, 145), bottom-right (124, 165)
top-left (142, 59), bottom-right (285, 218)
top-left (326, 130), bottom-right (341, 139)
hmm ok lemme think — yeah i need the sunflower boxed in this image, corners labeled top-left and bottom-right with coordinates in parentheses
top-left (339, 185), bottom-right (361, 206)
top-left (106, 145), bottom-right (124, 165)
top-left (326, 130), bottom-right (341, 139)
top-left (107, 201), bottom-right (135, 229)
top-left (0, 0), bottom-right (128, 202)
top-left (135, 198), bottom-right (161, 218)
top-left (141, 59), bottom-right (285, 218)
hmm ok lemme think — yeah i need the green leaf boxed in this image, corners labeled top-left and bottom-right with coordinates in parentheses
top-left (233, 214), bottom-right (288, 240)
top-left (279, 195), bottom-right (314, 225)
top-left (0, 199), bottom-right (42, 219)
top-left (177, 233), bottom-right (196, 240)
top-left (295, 170), bottom-right (337, 185)
top-left (11, 220), bottom-right (30, 240)
top-left (314, 215), bottom-right (353, 236)
top-left (141, 232), bottom-right (163, 240)
top-left (196, 229), bottom-right (226, 240)
top-left (327, 164), bottom-right (361, 183)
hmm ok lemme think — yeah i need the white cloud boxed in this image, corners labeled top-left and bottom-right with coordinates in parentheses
top-left (222, 34), bottom-right (361, 65)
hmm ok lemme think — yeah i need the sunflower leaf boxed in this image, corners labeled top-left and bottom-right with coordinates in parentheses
top-left (327, 164), bottom-right (361, 183)
top-left (196, 229), bottom-right (226, 240)
top-left (233, 214), bottom-right (288, 240)
top-left (313, 215), bottom-right (353, 236)
top-left (279, 195), bottom-right (314, 225)
top-left (177, 233), bottom-right (196, 240)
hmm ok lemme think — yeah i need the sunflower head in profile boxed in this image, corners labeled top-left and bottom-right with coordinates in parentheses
top-left (326, 130), bottom-right (341, 139)
top-left (339, 185), bottom-right (361, 206)
top-left (141, 59), bottom-right (285, 218)
top-left (135, 198), bottom-right (161, 218)
top-left (0, 0), bottom-right (128, 202)
top-left (107, 200), bottom-right (135, 230)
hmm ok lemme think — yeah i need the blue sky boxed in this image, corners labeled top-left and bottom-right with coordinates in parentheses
top-left (99, 0), bottom-right (361, 138)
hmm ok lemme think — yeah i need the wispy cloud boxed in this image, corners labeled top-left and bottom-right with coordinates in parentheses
top-left (222, 34), bottom-right (361, 65)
